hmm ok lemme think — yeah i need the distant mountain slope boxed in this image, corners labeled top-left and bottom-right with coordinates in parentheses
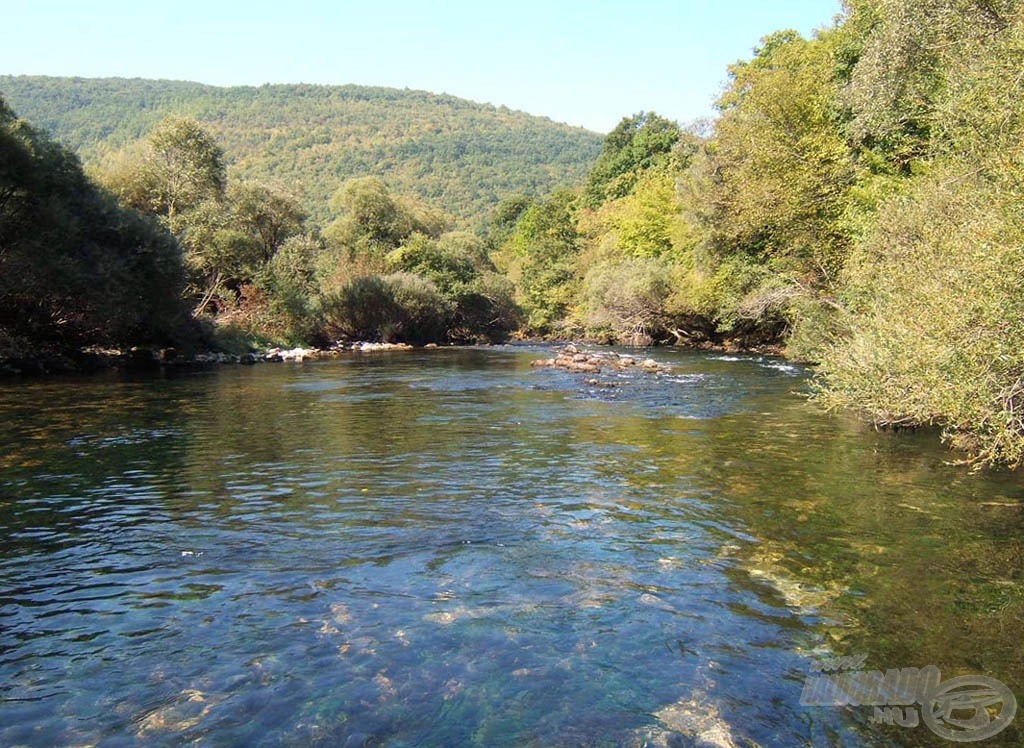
top-left (0, 76), bottom-right (603, 222)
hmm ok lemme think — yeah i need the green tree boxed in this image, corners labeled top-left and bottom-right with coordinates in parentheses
top-left (841, 0), bottom-right (1015, 168)
top-left (384, 231), bottom-right (519, 342)
top-left (582, 257), bottom-right (674, 345)
top-left (598, 165), bottom-right (682, 258)
top-left (497, 190), bottom-right (582, 333)
top-left (692, 28), bottom-right (854, 344)
top-left (583, 112), bottom-right (681, 207)
top-left (712, 30), bottom-right (852, 269)
top-left (321, 275), bottom-right (401, 342)
top-left (257, 233), bottom-right (326, 343)
top-left (325, 176), bottom-right (447, 256)
top-left (141, 116), bottom-right (227, 222)
top-left (814, 7), bottom-right (1024, 467)
top-left (385, 272), bottom-right (450, 345)
top-left (447, 273), bottom-right (520, 343)
top-left (228, 181), bottom-right (307, 263)
top-left (0, 97), bottom-right (187, 355)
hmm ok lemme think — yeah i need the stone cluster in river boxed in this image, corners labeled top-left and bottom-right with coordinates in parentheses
top-left (261, 342), bottom-right (414, 362)
top-left (531, 344), bottom-right (672, 378)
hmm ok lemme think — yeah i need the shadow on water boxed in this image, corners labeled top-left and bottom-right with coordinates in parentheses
top-left (0, 347), bottom-right (1021, 746)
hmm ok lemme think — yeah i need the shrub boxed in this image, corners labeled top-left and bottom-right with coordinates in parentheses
top-left (813, 166), bottom-right (1024, 468)
top-left (449, 273), bottom-right (521, 343)
top-left (581, 257), bottom-right (673, 344)
top-left (385, 272), bottom-right (450, 345)
top-left (321, 275), bottom-right (401, 342)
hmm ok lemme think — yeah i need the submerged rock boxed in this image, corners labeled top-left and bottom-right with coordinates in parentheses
top-left (650, 693), bottom-right (751, 748)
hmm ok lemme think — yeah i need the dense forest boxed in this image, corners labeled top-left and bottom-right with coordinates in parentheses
top-left (4, 0), bottom-right (1024, 468)
top-left (0, 76), bottom-right (602, 223)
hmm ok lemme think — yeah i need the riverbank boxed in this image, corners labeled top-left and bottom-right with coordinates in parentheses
top-left (0, 341), bottom-right (422, 377)
top-left (0, 336), bottom-right (783, 378)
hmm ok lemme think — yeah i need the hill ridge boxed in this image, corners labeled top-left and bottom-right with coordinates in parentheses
top-left (0, 75), bottom-right (603, 222)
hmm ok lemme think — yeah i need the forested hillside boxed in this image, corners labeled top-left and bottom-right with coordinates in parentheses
top-left (0, 95), bottom-right (522, 359)
top-left (0, 76), bottom-right (602, 223)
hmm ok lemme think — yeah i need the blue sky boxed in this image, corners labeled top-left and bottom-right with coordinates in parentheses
top-left (1, 1), bottom-right (842, 133)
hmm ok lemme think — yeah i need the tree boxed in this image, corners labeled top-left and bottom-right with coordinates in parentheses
top-left (0, 97), bottom-right (187, 354)
top-left (325, 176), bottom-right (447, 256)
top-left (447, 273), bottom-right (520, 343)
top-left (582, 257), bottom-right (673, 345)
top-left (841, 0), bottom-right (1015, 168)
top-left (813, 7), bottom-right (1024, 467)
top-left (496, 190), bottom-right (582, 333)
top-left (601, 165), bottom-right (681, 258)
top-left (583, 112), bottom-right (681, 207)
top-left (383, 230), bottom-right (519, 342)
top-left (228, 181), bottom-right (307, 263)
top-left (321, 275), bottom-right (401, 342)
top-left (385, 234), bottom-right (475, 290)
top-left (257, 233), bottom-right (326, 343)
top-left (140, 116), bottom-right (227, 222)
top-left (712, 30), bottom-right (853, 269)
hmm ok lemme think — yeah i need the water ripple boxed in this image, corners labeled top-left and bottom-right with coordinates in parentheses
top-left (0, 349), bottom-right (977, 747)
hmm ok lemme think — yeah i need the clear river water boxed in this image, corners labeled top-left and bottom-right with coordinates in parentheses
top-left (1, 346), bottom-right (1021, 747)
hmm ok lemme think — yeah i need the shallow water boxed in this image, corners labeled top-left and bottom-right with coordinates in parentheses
top-left (1, 346), bottom-right (1021, 746)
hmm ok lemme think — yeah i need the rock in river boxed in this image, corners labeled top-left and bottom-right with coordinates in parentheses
top-left (531, 346), bottom-right (672, 376)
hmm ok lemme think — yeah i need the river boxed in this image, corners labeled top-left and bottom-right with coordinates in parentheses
top-left (1, 346), bottom-right (1021, 746)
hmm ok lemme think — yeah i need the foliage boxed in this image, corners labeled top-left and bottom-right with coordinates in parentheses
top-left (326, 177), bottom-right (446, 256)
top-left (586, 165), bottom-right (684, 259)
top-left (229, 181), bottom-right (307, 263)
top-left (320, 273), bottom-right (448, 345)
top-left (321, 275), bottom-right (402, 343)
top-left (711, 29), bottom-right (853, 278)
top-left (583, 112), bottom-right (681, 208)
top-left (493, 190), bottom-right (582, 334)
top-left (383, 231), bottom-right (517, 342)
top-left (841, 0), bottom-right (1015, 168)
top-left (0, 76), bottom-right (603, 224)
top-left (814, 166), bottom-right (1024, 467)
top-left (581, 257), bottom-right (674, 344)
top-left (311, 190), bottom-right (520, 345)
top-left (815, 7), bottom-right (1024, 468)
top-left (385, 272), bottom-right (451, 345)
top-left (447, 273), bottom-right (520, 343)
top-left (146, 116), bottom-right (227, 219)
top-left (96, 117), bottom-right (312, 320)
top-left (0, 96), bottom-right (188, 354)
top-left (244, 233), bottom-right (326, 344)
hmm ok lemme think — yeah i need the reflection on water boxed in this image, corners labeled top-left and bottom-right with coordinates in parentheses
top-left (1, 346), bottom-right (1021, 746)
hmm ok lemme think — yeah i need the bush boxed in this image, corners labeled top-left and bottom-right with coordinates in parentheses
top-left (386, 272), bottom-right (450, 345)
top-left (0, 99), bottom-right (188, 353)
top-left (256, 234), bottom-right (324, 344)
top-left (449, 273), bottom-right (521, 343)
top-left (813, 166), bottom-right (1024, 468)
top-left (320, 273), bottom-right (450, 345)
top-left (321, 275), bottom-right (402, 342)
top-left (581, 257), bottom-right (673, 344)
